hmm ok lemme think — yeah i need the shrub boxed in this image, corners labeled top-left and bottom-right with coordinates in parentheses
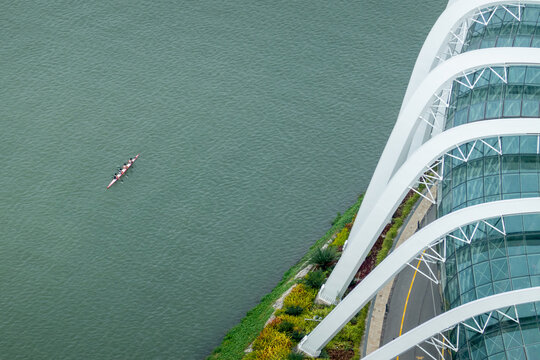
top-left (277, 321), bottom-right (294, 334)
top-left (284, 305), bottom-right (304, 316)
top-left (276, 314), bottom-right (306, 331)
top-left (283, 284), bottom-right (317, 310)
top-left (331, 227), bottom-right (350, 248)
top-left (290, 330), bottom-right (305, 342)
top-left (302, 269), bottom-right (326, 289)
top-left (251, 327), bottom-right (292, 360)
top-left (288, 352), bottom-right (305, 360)
top-left (309, 247), bottom-right (338, 270)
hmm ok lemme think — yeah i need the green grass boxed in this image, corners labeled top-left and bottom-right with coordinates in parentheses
top-left (207, 195), bottom-right (364, 360)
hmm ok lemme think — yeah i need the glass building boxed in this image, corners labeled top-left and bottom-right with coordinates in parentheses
top-left (299, 2), bottom-right (540, 359)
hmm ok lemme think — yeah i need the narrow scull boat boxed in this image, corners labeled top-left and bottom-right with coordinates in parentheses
top-left (107, 153), bottom-right (140, 189)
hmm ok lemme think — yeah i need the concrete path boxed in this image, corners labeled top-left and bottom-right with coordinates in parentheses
top-left (364, 188), bottom-right (438, 357)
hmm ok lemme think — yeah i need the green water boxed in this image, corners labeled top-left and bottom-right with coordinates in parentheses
top-left (0, 1), bottom-right (445, 358)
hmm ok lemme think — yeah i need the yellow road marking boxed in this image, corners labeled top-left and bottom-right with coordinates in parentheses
top-left (396, 252), bottom-right (424, 360)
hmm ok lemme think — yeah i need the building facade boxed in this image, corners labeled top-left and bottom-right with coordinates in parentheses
top-left (299, 1), bottom-right (540, 359)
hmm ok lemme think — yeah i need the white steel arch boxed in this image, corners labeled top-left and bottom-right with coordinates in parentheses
top-left (319, 119), bottom-right (540, 304)
top-left (319, 47), bottom-right (540, 304)
top-left (298, 198), bottom-right (540, 357)
top-left (361, 287), bottom-right (540, 360)
top-left (402, 0), bottom-right (540, 111)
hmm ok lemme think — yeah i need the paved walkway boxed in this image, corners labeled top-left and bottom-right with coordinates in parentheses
top-left (364, 189), bottom-right (436, 356)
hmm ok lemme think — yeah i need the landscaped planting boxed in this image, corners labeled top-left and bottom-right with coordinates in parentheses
top-left (208, 188), bottom-right (423, 360)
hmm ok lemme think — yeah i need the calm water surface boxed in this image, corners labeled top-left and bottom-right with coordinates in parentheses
top-left (0, 1), bottom-right (445, 358)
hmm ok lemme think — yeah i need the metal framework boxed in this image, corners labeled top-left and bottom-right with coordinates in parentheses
top-left (318, 118), bottom-right (540, 305)
top-left (299, 2), bottom-right (540, 357)
top-left (297, 198), bottom-right (540, 357)
top-left (415, 305), bottom-right (519, 360)
top-left (361, 288), bottom-right (540, 360)
top-left (438, 3), bottom-right (524, 62)
top-left (332, 49), bottom-right (540, 276)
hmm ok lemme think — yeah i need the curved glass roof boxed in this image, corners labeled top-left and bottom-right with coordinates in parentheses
top-left (444, 66), bottom-right (540, 131)
top-left (438, 136), bottom-right (540, 217)
top-left (441, 214), bottom-right (540, 360)
top-left (461, 5), bottom-right (540, 54)
top-left (436, 9), bottom-right (540, 357)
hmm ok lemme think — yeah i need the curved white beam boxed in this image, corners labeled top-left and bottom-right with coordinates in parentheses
top-left (299, 198), bottom-right (540, 357)
top-left (351, 47), bottom-right (540, 247)
top-left (403, 0), bottom-right (540, 110)
top-left (319, 118), bottom-right (540, 304)
top-left (363, 287), bottom-right (540, 360)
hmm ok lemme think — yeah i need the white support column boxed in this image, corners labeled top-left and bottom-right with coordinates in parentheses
top-left (318, 119), bottom-right (540, 304)
top-left (339, 49), bottom-right (540, 293)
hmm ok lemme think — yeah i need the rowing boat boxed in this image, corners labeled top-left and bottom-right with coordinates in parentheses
top-left (107, 154), bottom-right (140, 189)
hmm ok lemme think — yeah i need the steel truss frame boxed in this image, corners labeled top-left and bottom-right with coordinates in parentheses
top-left (418, 65), bottom-right (508, 136)
top-left (437, 2), bottom-right (524, 63)
top-left (298, 199), bottom-right (540, 357)
top-left (415, 305), bottom-right (519, 360)
top-left (406, 216), bottom-right (506, 284)
top-left (408, 135), bottom-right (503, 205)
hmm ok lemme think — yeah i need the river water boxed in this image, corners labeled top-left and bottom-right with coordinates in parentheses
top-left (0, 1), bottom-right (445, 358)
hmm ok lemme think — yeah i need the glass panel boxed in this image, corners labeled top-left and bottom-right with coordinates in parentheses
top-left (484, 332), bottom-right (505, 356)
top-left (522, 323), bottom-right (540, 345)
top-left (486, 101), bottom-right (503, 118)
top-left (485, 157), bottom-right (500, 175)
top-left (521, 173), bottom-right (539, 192)
top-left (502, 156), bottom-right (520, 173)
top-left (493, 279), bottom-right (511, 293)
top-left (491, 258), bottom-right (509, 280)
top-left (514, 35), bottom-right (532, 47)
top-left (471, 239), bottom-right (489, 263)
top-left (523, 214), bottom-right (540, 232)
top-left (509, 255), bottom-right (529, 277)
top-left (503, 99), bottom-right (522, 117)
top-left (512, 276), bottom-right (531, 289)
top-left (453, 183), bottom-right (467, 208)
top-left (497, 35), bottom-right (514, 47)
top-left (528, 254), bottom-right (540, 275)
top-left (507, 234), bottom-right (526, 256)
top-left (473, 261), bottom-right (492, 286)
top-left (459, 267), bottom-right (474, 293)
top-left (484, 175), bottom-right (501, 196)
top-left (505, 216), bottom-right (524, 234)
top-left (523, 7), bottom-right (540, 24)
top-left (521, 155), bottom-right (538, 173)
top-left (489, 236), bottom-right (507, 258)
top-left (469, 102), bottom-right (486, 121)
top-left (525, 67), bottom-right (540, 84)
top-left (516, 302), bottom-right (536, 317)
top-left (526, 344), bottom-right (540, 359)
top-left (456, 246), bottom-right (472, 271)
top-left (502, 326), bottom-right (523, 350)
top-left (521, 99), bottom-right (539, 116)
top-left (454, 165), bottom-right (467, 184)
top-left (522, 85), bottom-right (540, 99)
top-left (467, 178), bottom-right (484, 199)
top-left (505, 347), bottom-right (527, 360)
top-left (502, 136), bottom-right (520, 154)
top-left (502, 174), bottom-right (521, 193)
top-left (476, 283), bottom-right (494, 298)
top-left (526, 236), bottom-right (540, 254)
top-left (468, 159), bottom-right (484, 179)
top-left (508, 67), bottom-right (527, 84)
top-left (454, 108), bottom-right (469, 126)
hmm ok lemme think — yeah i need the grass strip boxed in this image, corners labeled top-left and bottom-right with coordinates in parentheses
top-left (207, 195), bottom-right (364, 360)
